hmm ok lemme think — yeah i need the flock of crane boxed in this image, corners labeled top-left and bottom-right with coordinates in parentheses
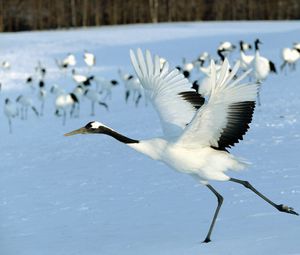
top-left (1, 38), bottom-right (300, 134)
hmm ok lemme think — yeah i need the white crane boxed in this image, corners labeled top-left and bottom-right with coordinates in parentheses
top-left (84, 50), bottom-right (96, 69)
top-left (239, 40), bottom-right (254, 71)
top-left (84, 88), bottom-right (109, 116)
top-left (118, 69), bottom-right (144, 106)
top-left (26, 76), bottom-right (35, 91)
top-left (72, 69), bottom-right (94, 86)
top-left (35, 61), bottom-right (46, 79)
top-left (280, 47), bottom-right (300, 72)
top-left (2, 60), bottom-right (11, 70)
top-left (71, 85), bottom-right (86, 117)
top-left (50, 84), bottom-right (66, 96)
top-left (65, 49), bottom-right (298, 243)
top-left (94, 77), bottom-right (119, 100)
top-left (55, 53), bottom-right (76, 74)
top-left (37, 80), bottom-right (47, 116)
top-left (4, 98), bottom-right (18, 133)
top-left (218, 41), bottom-right (236, 52)
top-left (252, 39), bottom-right (277, 105)
top-left (55, 92), bottom-right (79, 125)
top-left (16, 95), bottom-right (39, 119)
top-left (253, 39), bottom-right (277, 82)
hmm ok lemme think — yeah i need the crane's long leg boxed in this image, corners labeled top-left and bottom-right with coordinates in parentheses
top-left (230, 178), bottom-right (299, 215)
top-left (203, 184), bottom-right (224, 243)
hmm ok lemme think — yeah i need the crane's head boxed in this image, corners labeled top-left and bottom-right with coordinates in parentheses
top-left (64, 121), bottom-right (109, 136)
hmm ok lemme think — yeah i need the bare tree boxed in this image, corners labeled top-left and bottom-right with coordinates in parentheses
top-left (70, 0), bottom-right (77, 27)
top-left (149, 0), bottom-right (159, 23)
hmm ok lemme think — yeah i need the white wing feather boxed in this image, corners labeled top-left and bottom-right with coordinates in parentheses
top-left (177, 59), bottom-right (258, 148)
top-left (130, 49), bottom-right (202, 137)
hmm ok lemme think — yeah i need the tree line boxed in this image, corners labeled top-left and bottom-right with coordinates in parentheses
top-left (0, 0), bottom-right (299, 32)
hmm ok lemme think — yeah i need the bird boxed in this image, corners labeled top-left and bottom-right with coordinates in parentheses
top-left (37, 80), bottom-right (47, 116)
top-left (253, 39), bottom-right (277, 83)
top-left (83, 88), bottom-right (109, 116)
top-left (72, 69), bottom-right (94, 86)
top-left (4, 98), bottom-right (18, 133)
top-left (71, 85), bottom-right (86, 117)
top-left (83, 50), bottom-right (96, 69)
top-left (56, 53), bottom-right (77, 74)
top-left (62, 53), bottom-right (76, 68)
top-left (26, 76), bottom-right (35, 91)
top-left (94, 76), bottom-right (119, 100)
top-left (218, 41), bottom-right (236, 52)
top-left (35, 61), bottom-right (46, 79)
top-left (280, 47), bottom-right (300, 72)
top-left (2, 60), bottom-right (11, 70)
top-left (54, 92), bottom-right (79, 125)
top-left (16, 95), bottom-right (39, 119)
top-left (65, 49), bottom-right (298, 243)
top-left (50, 84), bottom-right (66, 96)
top-left (118, 69), bottom-right (143, 106)
top-left (252, 39), bottom-right (277, 105)
top-left (239, 40), bottom-right (254, 71)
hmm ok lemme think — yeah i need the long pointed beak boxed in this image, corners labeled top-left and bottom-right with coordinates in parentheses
top-left (64, 127), bottom-right (88, 136)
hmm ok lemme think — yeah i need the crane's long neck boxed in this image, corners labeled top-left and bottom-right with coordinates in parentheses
top-left (255, 41), bottom-right (260, 52)
top-left (101, 126), bottom-right (139, 144)
top-left (217, 49), bottom-right (225, 61)
top-left (99, 126), bottom-right (165, 160)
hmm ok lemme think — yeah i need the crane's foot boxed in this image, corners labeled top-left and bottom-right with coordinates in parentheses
top-left (277, 204), bottom-right (299, 215)
top-left (202, 237), bottom-right (211, 243)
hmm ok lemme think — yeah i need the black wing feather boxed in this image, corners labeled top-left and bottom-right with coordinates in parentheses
top-left (178, 91), bottom-right (205, 110)
top-left (213, 101), bottom-right (255, 151)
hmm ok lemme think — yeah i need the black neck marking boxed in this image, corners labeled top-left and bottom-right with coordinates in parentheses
top-left (239, 41), bottom-right (244, 52)
top-left (254, 39), bottom-right (260, 51)
top-left (217, 49), bottom-right (225, 61)
top-left (99, 126), bottom-right (139, 144)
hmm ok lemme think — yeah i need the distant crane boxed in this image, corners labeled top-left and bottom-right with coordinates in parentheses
top-left (4, 98), bottom-right (18, 133)
top-left (65, 49), bottom-right (298, 243)
top-left (84, 50), bottom-right (96, 70)
top-left (252, 39), bottom-right (277, 105)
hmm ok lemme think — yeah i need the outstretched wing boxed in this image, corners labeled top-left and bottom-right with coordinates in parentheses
top-left (177, 59), bottom-right (258, 150)
top-left (130, 49), bottom-right (204, 137)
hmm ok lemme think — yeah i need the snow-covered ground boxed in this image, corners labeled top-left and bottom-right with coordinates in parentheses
top-left (0, 21), bottom-right (300, 255)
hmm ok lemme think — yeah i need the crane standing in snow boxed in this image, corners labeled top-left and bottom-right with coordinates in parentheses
top-left (4, 98), bottom-right (18, 133)
top-left (67, 49), bottom-right (297, 242)
top-left (16, 95), bottom-right (39, 120)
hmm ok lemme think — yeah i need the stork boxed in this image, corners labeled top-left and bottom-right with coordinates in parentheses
top-left (65, 49), bottom-right (298, 243)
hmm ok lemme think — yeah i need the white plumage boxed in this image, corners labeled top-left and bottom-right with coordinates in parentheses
top-left (63, 53), bottom-right (76, 67)
top-left (218, 41), bottom-right (236, 52)
top-left (239, 40), bottom-right (254, 71)
top-left (280, 47), bottom-right (300, 71)
top-left (16, 95), bottom-right (39, 119)
top-left (4, 98), bottom-right (18, 133)
top-left (252, 39), bottom-right (277, 82)
top-left (84, 51), bottom-right (96, 67)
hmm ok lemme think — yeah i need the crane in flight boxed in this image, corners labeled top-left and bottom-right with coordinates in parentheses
top-left (65, 49), bottom-right (298, 243)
